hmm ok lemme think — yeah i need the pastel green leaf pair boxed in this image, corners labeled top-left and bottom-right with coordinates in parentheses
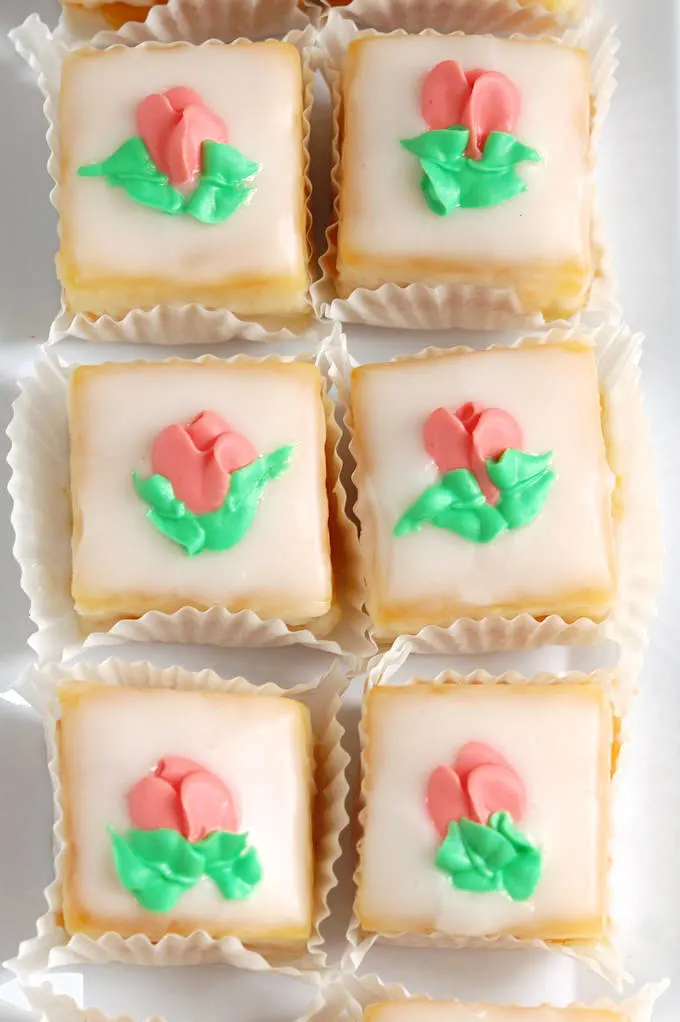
top-left (133, 444), bottom-right (293, 557)
top-left (400, 127), bottom-right (541, 215)
top-left (435, 812), bottom-right (542, 901)
top-left (393, 448), bottom-right (555, 544)
top-left (78, 138), bottom-right (259, 224)
top-left (109, 827), bottom-right (262, 912)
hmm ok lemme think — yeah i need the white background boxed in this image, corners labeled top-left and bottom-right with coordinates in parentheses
top-left (0, 1), bottom-right (678, 1021)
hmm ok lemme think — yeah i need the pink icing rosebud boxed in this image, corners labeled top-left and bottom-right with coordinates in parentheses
top-left (423, 402), bottom-right (522, 504)
top-left (152, 410), bottom-right (257, 516)
top-left (421, 61), bottom-right (520, 159)
top-left (137, 86), bottom-right (228, 189)
top-left (426, 742), bottom-right (526, 838)
top-left (127, 755), bottom-right (239, 842)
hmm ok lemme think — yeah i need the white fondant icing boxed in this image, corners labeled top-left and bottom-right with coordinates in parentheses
top-left (358, 685), bottom-right (610, 937)
top-left (353, 346), bottom-right (614, 617)
top-left (62, 44), bottom-right (305, 283)
top-left (71, 362), bottom-right (332, 620)
top-left (62, 688), bottom-right (312, 932)
top-left (341, 35), bottom-right (591, 264)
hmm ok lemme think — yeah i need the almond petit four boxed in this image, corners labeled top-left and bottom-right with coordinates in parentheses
top-left (336, 34), bottom-right (594, 320)
top-left (59, 41), bottom-right (309, 321)
top-left (350, 343), bottom-right (616, 641)
top-left (356, 682), bottom-right (614, 942)
top-left (69, 360), bottom-right (333, 627)
top-left (364, 1002), bottom-right (629, 1022)
top-left (58, 683), bottom-right (314, 943)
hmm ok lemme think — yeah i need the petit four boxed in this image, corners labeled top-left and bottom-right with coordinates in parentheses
top-left (356, 681), bottom-right (614, 941)
top-left (59, 41), bottom-right (310, 320)
top-left (69, 359), bottom-right (333, 627)
top-left (364, 1003), bottom-right (628, 1022)
top-left (350, 342), bottom-right (616, 640)
top-left (61, 1), bottom-right (162, 30)
top-left (336, 34), bottom-right (594, 320)
top-left (58, 682), bottom-right (314, 942)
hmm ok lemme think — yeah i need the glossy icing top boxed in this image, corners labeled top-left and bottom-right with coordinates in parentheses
top-left (62, 43), bottom-right (305, 283)
top-left (71, 362), bottom-right (332, 619)
top-left (61, 687), bottom-right (313, 931)
top-left (342, 35), bottom-right (590, 263)
top-left (352, 345), bottom-right (614, 615)
top-left (358, 684), bottom-right (611, 937)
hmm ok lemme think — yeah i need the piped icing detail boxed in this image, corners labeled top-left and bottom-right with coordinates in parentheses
top-left (401, 61), bottom-right (540, 215)
top-left (110, 757), bottom-right (262, 912)
top-left (426, 743), bottom-right (541, 901)
top-left (78, 88), bottom-right (259, 224)
top-left (394, 403), bottom-right (555, 543)
top-left (133, 410), bottom-right (293, 556)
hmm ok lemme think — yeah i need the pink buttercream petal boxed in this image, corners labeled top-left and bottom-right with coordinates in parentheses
top-left (454, 401), bottom-right (485, 433)
top-left (426, 764), bottom-right (470, 838)
top-left (127, 775), bottom-right (183, 832)
top-left (185, 411), bottom-right (232, 452)
top-left (469, 408), bottom-right (523, 504)
top-left (136, 92), bottom-right (179, 178)
top-left (453, 741), bottom-right (515, 782)
top-left (155, 756), bottom-right (205, 787)
top-left (152, 423), bottom-right (231, 515)
top-left (463, 71), bottom-right (520, 159)
top-left (165, 103), bottom-right (228, 188)
top-left (466, 763), bottom-right (526, 825)
top-left (180, 770), bottom-right (239, 841)
top-left (423, 407), bottom-right (473, 474)
top-left (212, 431), bottom-right (257, 474)
top-left (421, 60), bottom-right (470, 131)
top-left (163, 86), bottom-right (203, 113)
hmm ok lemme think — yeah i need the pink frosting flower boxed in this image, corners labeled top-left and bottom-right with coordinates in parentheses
top-left (423, 402), bottom-right (522, 505)
top-left (152, 410), bottom-right (257, 516)
top-left (137, 86), bottom-right (228, 188)
top-left (421, 61), bottom-right (520, 159)
top-left (426, 742), bottom-right (526, 838)
top-left (128, 756), bottom-right (238, 842)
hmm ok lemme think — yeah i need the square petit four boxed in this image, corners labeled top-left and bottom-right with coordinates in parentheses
top-left (356, 682), bottom-right (614, 941)
top-left (351, 342), bottom-right (616, 640)
top-left (58, 683), bottom-right (314, 943)
top-left (364, 1003), bottom-right (628, 1022)
top-left (59, 41), bottom-right (309, 320)
top-left (336, 34), bottom-right (593, 320)
top-left (69, 359), bottom-right (333, 626)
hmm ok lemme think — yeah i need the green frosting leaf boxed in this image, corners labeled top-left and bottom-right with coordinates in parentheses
top-left (109, 828), bottom-right (203, 912)
top-left (133, 444), bottom-right (293, 556)
top-left (400, 127), bottom-right (541, 215)
top-left (78, 137), bottom-right (184, 216)
top-left (393, 468), bottom-right (507, 543)
top-left (486, 449), bottom-right (556, 530)
top-left (201, 141), bottom-right (260, 184)
top-left (196, 831), bottom-right (263, 900)
top-left (435, 814), bottom-right (542, 902)
top-left (439, 469), bottom-right (485, 505)
top-left (184, 180), bottom-right (255, 225)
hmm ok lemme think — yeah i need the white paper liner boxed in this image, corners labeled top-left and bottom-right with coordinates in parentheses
top-left (56, 0), bottom-right (314, 48)
top-left (313, 0), bottom-right (597, 36)
top-left (6, 328), bottom-right (374, 666)
top-left (311, 12), bottom-right (620, 331)
top-left (6, 658), bottom-right (350, 979)
top-left (344, 668), bottom-right (628, 988)
top-left (9, 14), bottom-right (319, 346)
top-left (302, 973), bottom-right (671, 1022)
top-left (331, 322), bottom-right (661, 660)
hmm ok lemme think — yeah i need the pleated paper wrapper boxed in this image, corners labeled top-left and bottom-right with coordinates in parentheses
top-left (6, 328), bottom-right (374, 666)
top-left (311, 11), bottom-right (619, 331)
top-left (6, 658), bottom-right (349, 979)
top-left (9, 10), bottom-right (319, 346)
